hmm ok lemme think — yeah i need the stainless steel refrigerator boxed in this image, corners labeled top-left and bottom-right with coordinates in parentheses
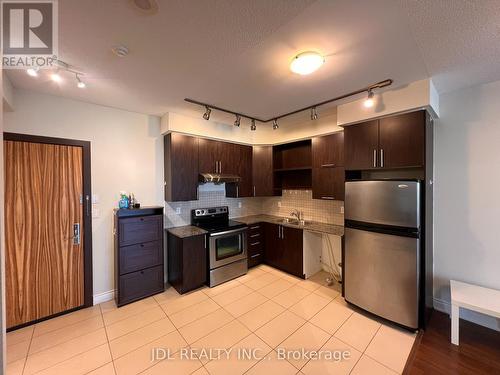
top-left (344, 180), bottom-right (421, 330)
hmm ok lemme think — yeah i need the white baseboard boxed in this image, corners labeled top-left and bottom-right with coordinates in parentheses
top-left (93, 290), bottom-right (115, 305)
top-left (433, 297), bottom-right (500, 332)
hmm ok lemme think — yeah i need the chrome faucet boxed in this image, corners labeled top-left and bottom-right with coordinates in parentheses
top-left (290, 209), bottom-right (302, 221)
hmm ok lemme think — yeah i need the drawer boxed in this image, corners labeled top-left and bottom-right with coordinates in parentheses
top-left (248, 252), bottom-right (263, 267)
top-left (248, 238), bottom-right (263, 253)
top-left (119, 240), bottom-right (163, 275)
top-left (119, 215), bottom-right (162, 246)
top-left (248, 223), bottom-right (262, 233)
top-left (118, 265), bottom-right (164, 306)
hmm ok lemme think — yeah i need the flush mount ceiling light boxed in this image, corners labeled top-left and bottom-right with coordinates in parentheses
top-left (290, 51), bottom-right (325, 75)
top-left (203, 106), bottom-right (211, 120)
top-left (112, 45), bottom-right (129, 57)
top-left (310, 107), bottom-right (318, 120)
top-left (234, 114), bottom-right (241, 127)
top-left (364, 89), bottom-right (375, 108)
top-left (27, 67), bottom-right (39, 77)
top-left (131, 0), bottom-right (159, 14)
top-left (184, 79), bottom-right (392, 131)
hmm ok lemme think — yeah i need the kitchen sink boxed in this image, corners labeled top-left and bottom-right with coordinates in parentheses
top-left (278, 218), bottom-right (310, 226)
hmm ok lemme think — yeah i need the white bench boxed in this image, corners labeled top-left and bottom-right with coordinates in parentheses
top-left (450, 280), bottom-right (500, 345)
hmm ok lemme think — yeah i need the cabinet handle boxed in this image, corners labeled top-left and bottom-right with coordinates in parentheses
top-left (250, 241), bottom-right (261, 246)
top-left (251, 254), bottom-right (261, 258)
top-left (281, 226), bottom-right (285, 239)
top-left (380, 149), bottom-right (384, 168)
top-left (373, 149), bottom-right (377, 168)
top-left (277, 225), bottom-right (281, 239)
top-left (321, 196), bottom-right (335, 200)
top-left (215, 161), bottom-right (218, 173)
top-left (236, 185), bottom-right (239, 198)
top-left (250, 233), bottom-right (260, 238)
top-left (204, 235), bottom-right (207, 249)
top-left (250, 225), bottom-right (260, 230)
top-left (253, 186), bottom-right (256, 197)
top-left (219, 161), bottom-right (222, 174)
top-left (321, 163), bottom-right (335, 168)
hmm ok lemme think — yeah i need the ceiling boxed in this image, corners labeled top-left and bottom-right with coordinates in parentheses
top-left (6, 0), bottom-right (500, 121)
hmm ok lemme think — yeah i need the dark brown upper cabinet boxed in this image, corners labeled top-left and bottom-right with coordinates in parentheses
top-left (344, 110), bottom-right (425, 170)
top-left (198, 138), bottom-right (221, 174)
top-left (252, 146), bottom-right (273, 197)
top-left (378, 111), bottom-right (425, 169)
top-left (164, 133), bottom-right (199, 202)
top-left (312, 132), bottom-right (345, 200)
top-left (226, 143), bottom-right (253, 197)
top-left (273, 140), bottom-right (312, 193)
top-left (344, 120), bottom-right (379, 170)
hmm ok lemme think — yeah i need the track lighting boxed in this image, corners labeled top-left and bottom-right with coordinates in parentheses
top-left (272, 119), bottom-right (279, 130)
top-left (203, 106), bottom-right (211, 120)
top-left (234, 114), bottom-right (241, 127)
top-left (76, 74), bottom-right (86, 88)
top-left (364, 89), bottom-right (375, 108)
top-left (310, 107), bottom-right (318, 120)
top-left (250, 119), bottom-right (256, 131)
top-left (27, 67), bottom-right (39, 77)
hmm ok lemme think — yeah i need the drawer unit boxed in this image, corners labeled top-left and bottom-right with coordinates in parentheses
top-left (119, 215), bottom-right (162, 246)
top-left (118, 265), bottom-right (164, 304)
top-left (114, 207), bottom-right (165, 307)
top-left (247, 222), bottom-right (264, 267)
top-left (119, 240), bottom-right (163, 275)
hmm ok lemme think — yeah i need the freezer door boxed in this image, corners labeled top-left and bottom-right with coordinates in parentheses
top-left (344, 227), bottom-right (419, 329)
top-left (345, 180), bottom-right (420, 228)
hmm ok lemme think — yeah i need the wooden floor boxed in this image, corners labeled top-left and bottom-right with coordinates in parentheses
top-left (405, 310), bottom-right (500, 374)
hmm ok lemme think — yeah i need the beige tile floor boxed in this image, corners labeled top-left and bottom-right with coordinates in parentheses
top-left (6, 266), bottom-right (416, 375)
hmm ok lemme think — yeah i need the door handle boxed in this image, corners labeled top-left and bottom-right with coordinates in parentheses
top-left (85, 195), bottom-right (90, 217)
top-left (68, 223), bottom-right (80, 245)
top-left (373, 149), bottom-right (377, 168)
top-left (380, 149), bottom-right (384, 168)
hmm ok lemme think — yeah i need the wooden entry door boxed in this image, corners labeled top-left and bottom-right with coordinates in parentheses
top-left (5, 140), bottom-right (85, 328)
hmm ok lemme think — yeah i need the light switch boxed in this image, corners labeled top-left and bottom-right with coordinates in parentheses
top-left (238, 202), bottom-right (242, 208)
top-left (340, 206), bottom-right (344, 214)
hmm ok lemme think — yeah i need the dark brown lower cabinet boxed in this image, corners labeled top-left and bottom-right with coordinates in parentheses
top-left (264, 223), bottom-right (304, 278)
top-left (247, 223), bottom-right (264, 267)
top-left (167, 233), bottom-right (207, 294)
top-left (114, 207), bottom-right (165, 307)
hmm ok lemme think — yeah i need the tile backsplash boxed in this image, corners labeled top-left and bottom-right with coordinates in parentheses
top-left (164, 183), bottom-right (344, 228)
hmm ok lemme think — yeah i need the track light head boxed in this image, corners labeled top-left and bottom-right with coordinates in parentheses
top-left (250, 119), bottom-right (256, 131)
top-left (272, 119), bottom-right (279, 130)
top-left (76, 74), bottom-right (86, 88)
top-left (364, 89), bottom-right (375, 108)
top-left (310, 107), bottom-right (318, 121)
top-left (234, 114), bottom-right (241, 127)
top-left (203, 106), bottom-right (211, 120)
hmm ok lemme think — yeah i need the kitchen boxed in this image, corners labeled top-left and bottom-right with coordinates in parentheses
top-left (2, 1), bottom-right (500, 375)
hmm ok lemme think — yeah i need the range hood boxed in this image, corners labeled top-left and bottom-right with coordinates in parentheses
top-left (199, 173), bottom-right (241, 184)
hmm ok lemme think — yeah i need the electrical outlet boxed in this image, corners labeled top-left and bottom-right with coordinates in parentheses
top-left (175, 207), bottom-right (181, 214)
top-left (278, 201), bottom-right (282, 208)
top-left (92, 205), bottom-right (100, 218)
top-left (340, 206), bottom-right (344, 214)
top-left (238, 202), bottom-right (242, 208)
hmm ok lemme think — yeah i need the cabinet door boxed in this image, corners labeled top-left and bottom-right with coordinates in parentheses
top-left (344, 120), bottom-right (379, 170)
top-left (252, 146), bottom-right (274, 196)
top-left (312, 167), bottom-right (345, 200)
top-left (218, 141), bottom-right (239, 175)
top-left (312, 132), bottom-right (344, 200)
top-left (280, 226), bottom-right (303, 278)
top-left (312, 132), bottom-right (344, 168)
top-left (225, 144), bottom-right (253, 197)
top-left (198, 138), bottom-right (220, 173)
top-left (164, 133), bottom-right (199, 202)
top-left (264, 223), bottom-right (281, 268)
top-left (378, 111), bottom-right (425, 169)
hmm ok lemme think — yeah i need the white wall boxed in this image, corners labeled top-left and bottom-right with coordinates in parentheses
top-left (434, 79), bottom-right (500, 330)
top-left (4, 89), bottom-right (164, 300)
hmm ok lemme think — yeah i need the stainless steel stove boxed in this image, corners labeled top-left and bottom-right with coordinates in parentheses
top-left (191, 206), bottom-right (248, 287)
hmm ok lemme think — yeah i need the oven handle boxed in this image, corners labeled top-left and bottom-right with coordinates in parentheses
top-left (209, 227), bottom-right (247, 237)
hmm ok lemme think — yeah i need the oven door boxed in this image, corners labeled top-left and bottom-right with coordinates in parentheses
top-left (209, 228), bottom-right (247, 269)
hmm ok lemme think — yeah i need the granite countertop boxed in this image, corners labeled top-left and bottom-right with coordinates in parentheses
top-left (234, 214), bottom-right (344, 236)
top-left (166, 226), bottom-right (207, 238)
